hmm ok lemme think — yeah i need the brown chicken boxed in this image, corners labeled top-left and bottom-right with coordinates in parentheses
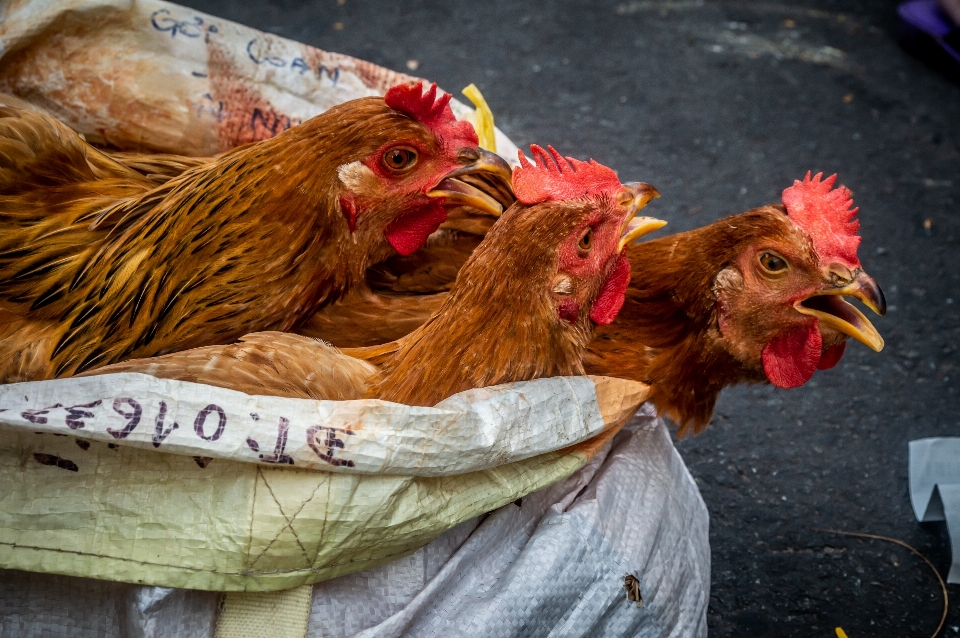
top-left (299, 172), bottom-right (886, 436)
top-left (585, 172), bottom-right (886, 435)
top-left (89, 146), bottom-right (665, 406)
top-left (0, 82), bottom-right (511, 382)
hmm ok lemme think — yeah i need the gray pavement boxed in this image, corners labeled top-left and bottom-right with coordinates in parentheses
top-left (184, 0), bottom-right (960, 634)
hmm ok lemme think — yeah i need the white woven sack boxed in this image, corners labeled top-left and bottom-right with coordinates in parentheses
top-left (0, 409), bottom-right (710, 638)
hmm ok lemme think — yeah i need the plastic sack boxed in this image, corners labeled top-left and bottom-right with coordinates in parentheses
top-left (909, 437), bottom-right (960, 583)
top-left (0, 409), bottom-right (710, 638)
top-left (0, 0), bottom-right (518, 158)
top-left (0, 373), bottom-right (645, 591)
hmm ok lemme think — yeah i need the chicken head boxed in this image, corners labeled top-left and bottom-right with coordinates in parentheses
top-left (337, 82), bottom-right (511, 258)
top-left (512, 145), bottom-right (665, 333)
top-left (713, 172), bottom-right (885, 389)
top-left (366, 144), bottom-right (665, 406)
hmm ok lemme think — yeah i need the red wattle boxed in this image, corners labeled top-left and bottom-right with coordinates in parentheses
top-left (589, 254), bottom-right (630, 325)
top-left (761, 323), bottom-right (822, 389)
top-left (385, 201), bottom-right (448, 256)
top-left (817, 341), bottom-right (846, 370)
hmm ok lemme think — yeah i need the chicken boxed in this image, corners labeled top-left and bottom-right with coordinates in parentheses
top-left (297, 225), bottom-right (486, 346)
top-left (106, 151), bottom-right (211, 184)
top-left (0, 81), bottom-right (512, 382)
top-left (585, 172), bottom-right (886, 435)
top-left (88, 146), bottom-right (666, 406)
top-left (297, 172), bottom-right (886, 436)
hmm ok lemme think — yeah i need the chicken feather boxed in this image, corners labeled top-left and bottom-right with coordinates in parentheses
top-left (90, 148), bottom-right (663, 407)
top-left (303, 187), bottom-right (885, 435)
top-left (0, 85), bottom-right (511, 382)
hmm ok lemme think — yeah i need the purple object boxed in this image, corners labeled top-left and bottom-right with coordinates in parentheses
top-left (898, 0), bottom-right (960, 77)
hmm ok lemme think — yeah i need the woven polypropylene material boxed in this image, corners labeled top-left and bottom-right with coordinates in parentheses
top-left (0, 570), bottom-right (218, 637)
top-left (215, 585), bottom-right (313, 638)
top-left (314, 409), bottom-right (710, 638)
top-left (0, 409), bottom-right (710, 638)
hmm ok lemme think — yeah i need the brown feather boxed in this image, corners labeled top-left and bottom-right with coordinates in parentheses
top-left (107, 151), bottom-right (211, 184)
top-left (0, 96), bottom-right (474, 382)
top-left (300, 226), bottom-right (480, 346)
top-left (584, 206), bottom-right (804, 435)
top-left (90, 196), bottom-right (621, 407)
top-left (298, 286), bottom-right (447, 348)
top-left (366, 228), bottom-right (484, 294)
top-left (92, 332), bottom-right (376, 400)
top-left (302, 205), bottom-right (821, 434)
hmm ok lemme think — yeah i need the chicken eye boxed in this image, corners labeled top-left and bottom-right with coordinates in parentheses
top-left (578, 228), bottom-right (593, 252)
top-left (759, 252), bottom-right (788, 273)
top-left (382, 147), bottom-right (418, 172)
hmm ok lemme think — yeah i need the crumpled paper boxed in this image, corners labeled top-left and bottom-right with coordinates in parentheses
top-left (0, 374), bottom-right (645, 591)
top-left (909, 437), bottom-right (960, 583)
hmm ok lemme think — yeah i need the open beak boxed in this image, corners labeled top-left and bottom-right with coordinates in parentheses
top-left (427, 149), bottom-right (513, 217)
top-left (794, 269), bottom-right (886, 352)
top-left (617, 182), bottom-right (666, 252)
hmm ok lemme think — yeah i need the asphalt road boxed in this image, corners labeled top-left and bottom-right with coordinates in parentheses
top-left (184, 1), bottom-right (960, 635)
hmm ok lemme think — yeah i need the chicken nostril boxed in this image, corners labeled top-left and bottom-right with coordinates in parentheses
top-left (616, 189), bottom-right (634, 209)
top-left (826, 264), bottom-right (855, 286)
top-left (458, 147), bottom-right (480, 163)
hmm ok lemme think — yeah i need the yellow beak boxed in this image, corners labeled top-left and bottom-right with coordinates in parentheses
top-left (794, 269), bottom-right (886, 352)
top-left (617, 182), bottom-right (666, 252)
top-left (427, 149), bottom-right (513, 217)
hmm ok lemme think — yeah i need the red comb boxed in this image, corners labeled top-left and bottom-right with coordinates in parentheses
top-left (513, 145), bottom-right (622, 205)
top-left (384, 82), bottom-right (477, 144)
top-left (782, 171), bottom-right (861, 269)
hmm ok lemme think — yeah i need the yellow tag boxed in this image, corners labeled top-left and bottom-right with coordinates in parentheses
top-left (462, 83), bottom-right (496, 153)
top-left (835, 628), bottom-right (849, 638)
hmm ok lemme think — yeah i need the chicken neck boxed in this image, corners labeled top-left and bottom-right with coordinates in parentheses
top-left (585, 207), bottom-right (789, 433)
top-left (354, 201), bottom-right (601, 407)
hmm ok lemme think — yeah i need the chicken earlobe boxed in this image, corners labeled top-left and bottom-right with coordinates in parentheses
top-left (337, 160), bottom-right (381, 194)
